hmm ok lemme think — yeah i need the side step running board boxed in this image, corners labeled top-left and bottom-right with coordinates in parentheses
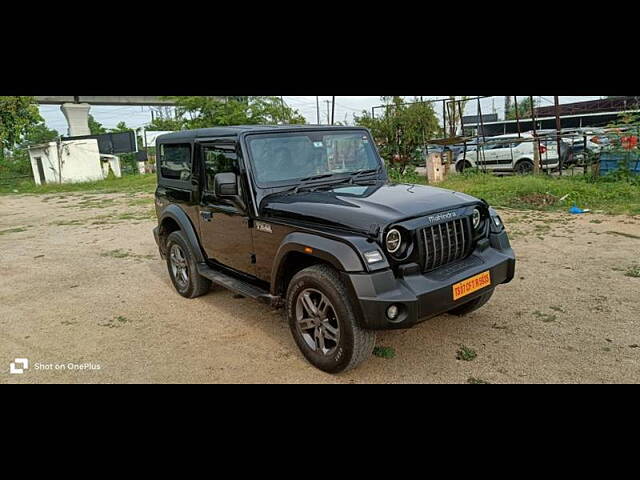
top-left (196, 263), bottom-right (281, 306)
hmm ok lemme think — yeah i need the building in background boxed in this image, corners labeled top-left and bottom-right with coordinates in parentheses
top-left (27, 139), bottom-right (121, 185)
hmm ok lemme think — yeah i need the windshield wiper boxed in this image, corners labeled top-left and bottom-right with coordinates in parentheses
top-left (293, 173), bottom-right (339, 193)
top-left (323, 167), bottom-right (383, 188)
top-left (351, 167), bottom-right (382, 181)
top-left (298, 173), bottom-right (335, 183)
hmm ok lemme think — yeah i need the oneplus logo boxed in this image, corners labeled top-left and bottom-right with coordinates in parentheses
top-left (10, 358), bottom-right (29, 375)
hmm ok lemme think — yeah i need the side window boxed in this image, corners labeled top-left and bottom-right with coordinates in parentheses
top-left (160, 144), bottom-right (192, 181)
top-left (203, 144), bottom-right (238, 192)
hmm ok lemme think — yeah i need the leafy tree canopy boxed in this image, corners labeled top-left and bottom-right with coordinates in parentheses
top-left (354, 96), bottom-right (440, 168)
top-left (88, 114), bottom-right (107, 135)
top-left (505, 97), bottom-right (537, 120)
top-left (0, 96), bottom-right (42, 157)
top-left (158, 96), bottom-right (306, 130)
top-left (19, 122), bottom-right (59, 147)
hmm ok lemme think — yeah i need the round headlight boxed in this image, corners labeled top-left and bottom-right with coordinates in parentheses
top-left (386, 229), bottom-right (402, 254)
top-left (472, 208), bottom-right (481, 230)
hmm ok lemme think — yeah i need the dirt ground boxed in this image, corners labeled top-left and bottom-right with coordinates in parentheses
top-left (1, 191), bottom-right (639, 384)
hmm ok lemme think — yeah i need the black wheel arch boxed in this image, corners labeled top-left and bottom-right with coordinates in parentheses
top-left (271, 232), bottom-right (373, 297)
top-left (157, 204), bottom-right (206, 263)
top-left (514, 158), bottom-right (534, 171)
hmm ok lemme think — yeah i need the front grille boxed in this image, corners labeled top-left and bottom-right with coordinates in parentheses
top-left (421, 217), bottom-right (472, 272)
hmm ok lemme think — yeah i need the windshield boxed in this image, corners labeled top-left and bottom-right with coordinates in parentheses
top-left (246, 130), bottom-right (381, 186)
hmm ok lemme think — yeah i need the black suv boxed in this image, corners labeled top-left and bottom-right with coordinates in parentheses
top-left (153, 126), bottom-right (515, 373)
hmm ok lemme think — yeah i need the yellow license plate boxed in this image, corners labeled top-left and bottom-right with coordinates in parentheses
top-left (453, 271), bottom-right (491, 301)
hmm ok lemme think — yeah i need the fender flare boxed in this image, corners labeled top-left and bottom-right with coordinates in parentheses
top-left (271, 232), bottom-right (365, 291)
top-left (158, 204), bottom-right (206, 263)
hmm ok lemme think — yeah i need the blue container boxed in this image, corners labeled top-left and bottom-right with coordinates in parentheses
top-left (599, 152), bottom-right (640, 176)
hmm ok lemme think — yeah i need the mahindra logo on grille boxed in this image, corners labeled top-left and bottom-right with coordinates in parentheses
top-left (426, 211), bottom-right (458, 224)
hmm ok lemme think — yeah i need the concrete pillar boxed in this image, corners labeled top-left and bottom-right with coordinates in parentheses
top-left (61, 103), bottom-right (91, 137)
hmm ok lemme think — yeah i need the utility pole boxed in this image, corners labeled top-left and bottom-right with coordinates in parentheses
top-left (504, 96), bottom-right (512, 120)
top-left (531, 96), bottom-right (540, 174)
top-left (331, 96), bottom-right (335, 125)
top-left (554, 95), bottom-right (563, 176)
top-left (316, 96), bottom-right (320, 125)
top-left (280, 96), bottom-right (286, 124)
top-left (325, 100), bottom-right (331, 125)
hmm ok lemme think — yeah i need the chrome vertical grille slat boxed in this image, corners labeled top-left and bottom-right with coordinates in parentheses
top-left (420, 216), bottom-right (473, 273)
top-left (452, 220), bottom-right (459, 258)
top-left (422, 227), bottom-right (430, 271)
top-left (446, 222), bottom-right (452, 264)
top-left (438, 223), bottom-right (445, 266)
top-left (430, 225), bottom-right (437, 271)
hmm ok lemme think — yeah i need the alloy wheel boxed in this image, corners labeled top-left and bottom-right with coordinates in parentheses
top-left (170, 244), bottom-right (189, 290)
top-left (295, 288), bottom-right (340, 355)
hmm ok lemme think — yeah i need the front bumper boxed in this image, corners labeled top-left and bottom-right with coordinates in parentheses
top-left (346, 230), bottom-right (516, 330)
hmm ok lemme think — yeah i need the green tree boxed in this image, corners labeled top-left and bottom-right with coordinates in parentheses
top-left (88, 114), bottom-right (107, 135)
top-left (148, 116), bottom-right (184, 131)
top-left (446, 96), bottom-right (470, 137)
top-left (505, 97), bottom-right (537, 120)
top-left (354, 96), bottom-right (440, 172)
top-left (0, 96), bottom-right (42, 160)
top-left (20, 122), bottom-right (59, 146)
top-left (160, 96), bottom-right (306, 129)
top-left (110, 121), bottom-right (131, 133)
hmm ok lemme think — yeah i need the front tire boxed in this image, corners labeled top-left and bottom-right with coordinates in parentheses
top-left (286, 264), bottom-right (376, 374)
top-left (166, 230), bottom-right (211, 299)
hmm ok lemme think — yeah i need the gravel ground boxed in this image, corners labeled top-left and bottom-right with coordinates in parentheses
top-left (1, 192), bottom-right (639, 384)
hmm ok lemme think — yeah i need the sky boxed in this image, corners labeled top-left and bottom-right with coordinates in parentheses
top-left (38, 96), bottom-right (605, 135)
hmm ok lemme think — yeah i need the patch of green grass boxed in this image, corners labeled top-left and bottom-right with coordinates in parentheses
top-left (0, 174), bottom-right (157, 196)
top-left (372, 346), bottom-right (396, 359)
top-left (50, 219), bottom-right (85, 226)
top-left (625, 265), bottom-right (640, 278)
top-left (467, 377), bottom-right (490, 384)
top-left (533, 310), bottom-right (557, 323)
top-left (605, 231), bottom-right (640, 240)
top-left (0, 227), bottom-right (28, 235)
top-left (101, 249), bottom-right (155, 261)
top-left (437, 172), bottom-right (640, 216)
top-left (456, 345), bottom-right (477, 361)
top-left (101, 249), bottom-right (132, 259)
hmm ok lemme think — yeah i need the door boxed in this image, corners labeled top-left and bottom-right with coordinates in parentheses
top-left (477, 142), bottom-right (498, 171)
top-left (198, 141), bottom-right (256, 275)
top-left (492, 142), bottom-right (515, 170)
top-left (35, 157), bottom-right (46, 184)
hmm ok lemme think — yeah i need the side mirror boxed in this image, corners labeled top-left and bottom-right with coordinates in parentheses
top-left (214, 172), bottom-right (238, 197)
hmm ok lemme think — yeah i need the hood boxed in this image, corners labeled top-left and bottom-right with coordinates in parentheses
top-left (260, 182), bottom-right (480, 233)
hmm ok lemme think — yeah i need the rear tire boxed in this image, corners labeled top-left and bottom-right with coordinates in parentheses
top-left (286, 264), bottom-right (376, 374)
top-left (166, 231), bottom-right (211, 299)
top-left (514, 159), bottom-right (533, 175)
top-left (456, 161), bottom-right (472, 173)
top-left (448, 289), bottom-right (494, 316)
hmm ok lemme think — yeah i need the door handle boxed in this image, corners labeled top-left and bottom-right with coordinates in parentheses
top-left (200, 211), bottom-right (213, 222)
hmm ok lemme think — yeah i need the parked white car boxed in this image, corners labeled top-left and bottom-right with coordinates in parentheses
top-left (455, 133), bottom-right (561, 174)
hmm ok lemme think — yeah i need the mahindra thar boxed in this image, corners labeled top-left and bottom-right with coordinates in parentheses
top-left (153, 126), bottom-right (515, 373)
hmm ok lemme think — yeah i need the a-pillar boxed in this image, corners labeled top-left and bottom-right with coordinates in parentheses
top-left (61, 103), bottom-right (91, 137)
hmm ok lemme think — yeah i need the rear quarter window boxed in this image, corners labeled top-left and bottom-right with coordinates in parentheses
top-left (160, 144), bottom-right (192, 181)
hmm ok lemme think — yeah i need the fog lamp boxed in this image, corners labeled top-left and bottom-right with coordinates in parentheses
top-left (386, 305), bottom-right (399, 320)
